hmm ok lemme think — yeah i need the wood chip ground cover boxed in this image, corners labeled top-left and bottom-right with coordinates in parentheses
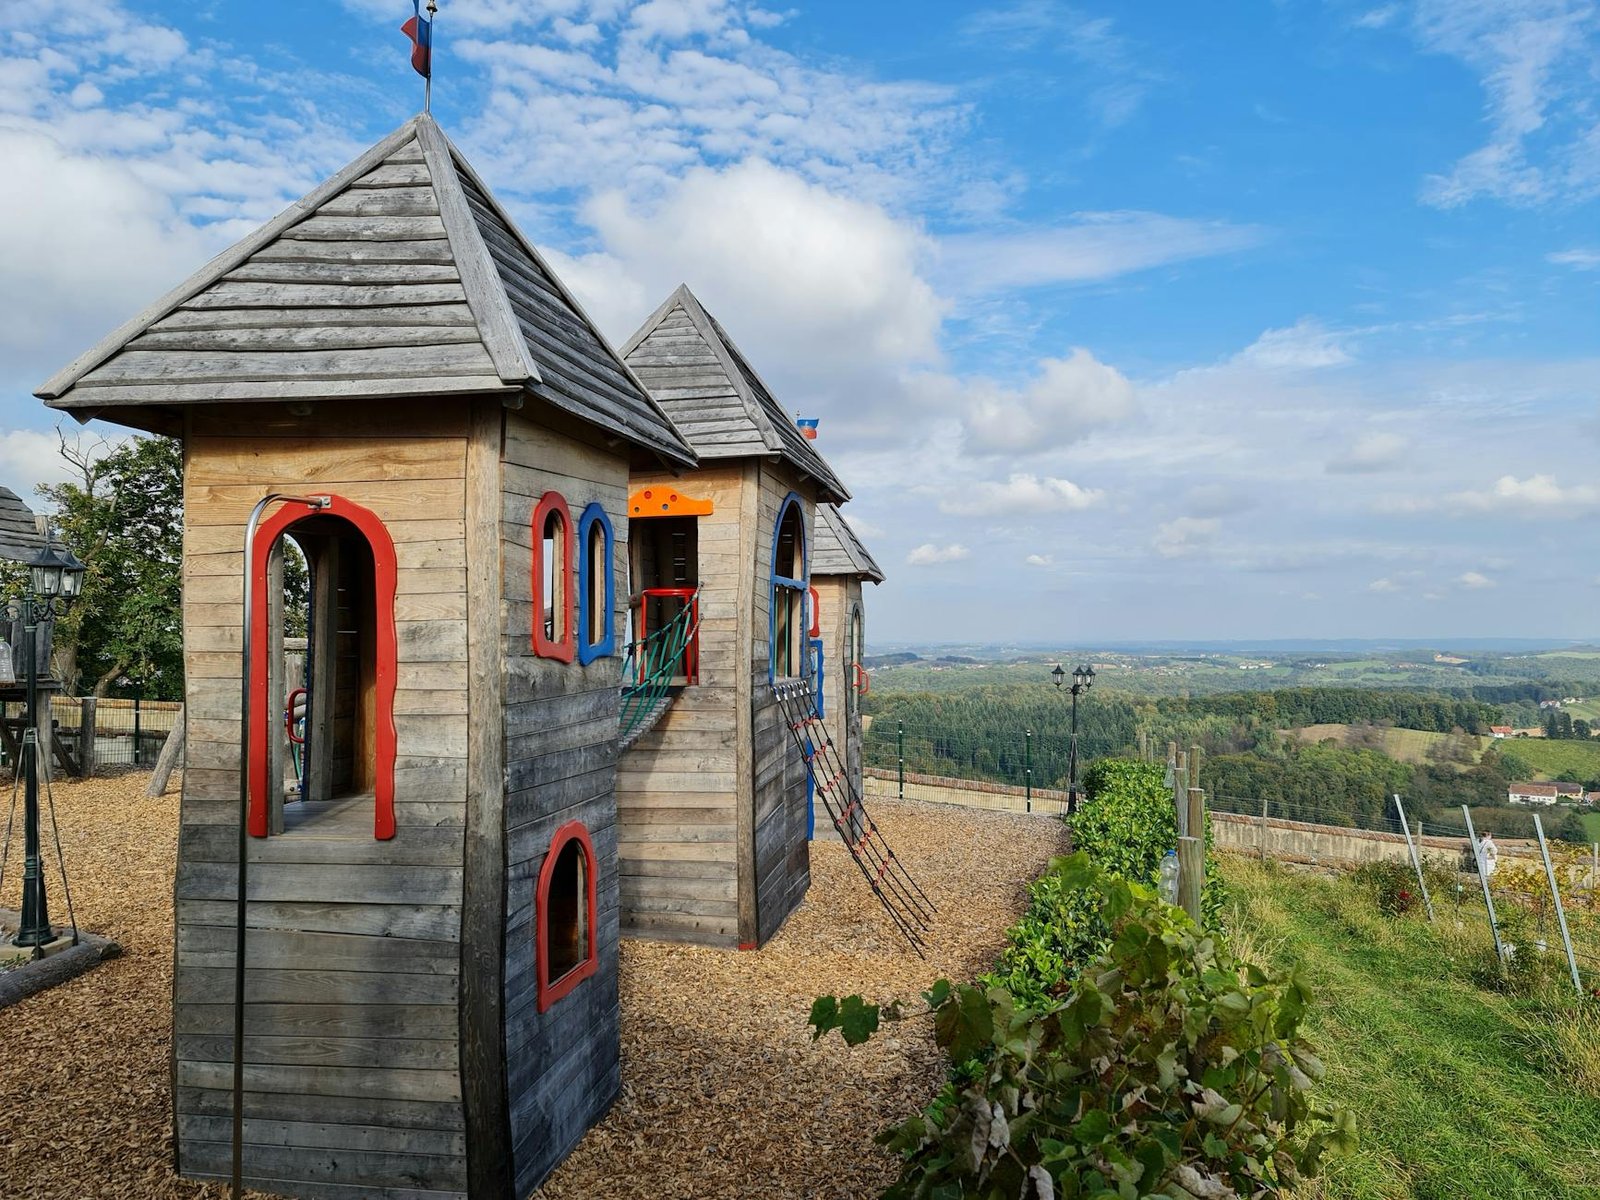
top-left (0, 773), bottom-right (1067, 1199)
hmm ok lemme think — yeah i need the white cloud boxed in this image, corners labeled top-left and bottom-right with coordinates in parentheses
top-left (1354, 5), bottom-right (1401, 29)
top-left (940, 473), bottom-right (1104, 517)
top-left (940, 212), bottom-right (1264, 293)
top-left (1442, 473), bottom-right (1600, 516)
top-left (1549, 248), bottom-right (1600, 269)
top-left (568, 159), bottom-right (944, 371)
top-left (906, 542), bottom-right (970, 566)
top-left (1182, 483), bottom-right (1255, 518)
top-left (964, 349), bottom-right (1136, 455)
top-left (1368, 578), bottom-right (1402, 593)
top-left (1025, 553), bottom-right (1053, 567)
top-left (1414, 0), bottom-right (1600, 207)
top-left (1233, 319), bottom-right (1352, 371)
top-left (1457, 571), bottom-right (1496, 589)
top-left (1152, 516), bottom-right (1219, 559)
top-left (1328, 432), bottom-right (1409, 474)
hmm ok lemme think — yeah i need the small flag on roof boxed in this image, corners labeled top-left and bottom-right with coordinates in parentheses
top-left (796, 417), bottom-right (819, 440)
top-left (401, 0), bottom-right (434, 79)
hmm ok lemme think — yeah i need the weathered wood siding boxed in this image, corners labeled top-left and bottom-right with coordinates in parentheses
top-left (624, 301), bottom-right (768, 457)
top-left (811, 575), bottom-right (863, 841)
top-left (614, 463), bottom-right (746, 946)
top-left (175, 403), bottom-right (472, 1198)
top-left (499, 410), bottom-right (627, 1195)
top-left (750, 464), bottom-right (814, 944)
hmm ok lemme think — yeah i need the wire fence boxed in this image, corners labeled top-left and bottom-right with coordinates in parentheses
top-left (0, 697), bottom-right (180, 775)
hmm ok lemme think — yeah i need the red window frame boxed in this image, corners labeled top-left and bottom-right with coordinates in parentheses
top-left (536, 820), bottom-right (599, 1013)
top-left (808, 585), bottom-right (821, 638)
top-left (532, 492), bottom-right (576, 662)
top-left (247, 494), bottom-right (398, 840)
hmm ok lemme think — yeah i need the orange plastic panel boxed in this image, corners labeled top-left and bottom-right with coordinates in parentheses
top-left (629, 486), bottom-right (714, 518)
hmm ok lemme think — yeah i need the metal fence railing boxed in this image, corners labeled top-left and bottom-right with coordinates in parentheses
top-left (1, 697), bottom-right (180, 775)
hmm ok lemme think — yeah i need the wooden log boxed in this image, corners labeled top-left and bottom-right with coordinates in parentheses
top-left (76, 695), bottom-right (96, 779)
top-left (146, 713), bottom-right (184, 800)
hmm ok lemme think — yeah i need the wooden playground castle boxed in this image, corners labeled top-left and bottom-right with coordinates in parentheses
top-left (35, 116), bottom-right (909, 1198)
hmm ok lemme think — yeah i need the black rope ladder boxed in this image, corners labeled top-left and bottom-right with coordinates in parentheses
top-left (773, 681), bottom-right (935, 955)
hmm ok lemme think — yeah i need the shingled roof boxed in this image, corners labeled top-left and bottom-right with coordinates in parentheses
top-left (620, 285), bottom-right (848, 502)
top-left (813, 503), bottom-right (884, 583)
top-left (0, 488), bottom-right (51, 565)
top-left (36, 114), bottom-right (695, 470)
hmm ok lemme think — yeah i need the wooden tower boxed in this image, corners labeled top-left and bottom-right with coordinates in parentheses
top-left (618, 285), bottom-right (849, 948)
top-left (810, 502), bottom-right (884, 837)
top-left (36, 114), bottom-right (696, 1199)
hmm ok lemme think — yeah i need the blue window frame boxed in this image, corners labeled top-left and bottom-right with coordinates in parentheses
top-left (810, 636), bottom-right (825, 718)
top-left (576, 503), bottom-right (615, 665)
top-left (769, 493), bottom-right (808, 681)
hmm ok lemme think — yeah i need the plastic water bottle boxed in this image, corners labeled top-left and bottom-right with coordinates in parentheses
top-left (1158, 850), bottom-right (1180, 905)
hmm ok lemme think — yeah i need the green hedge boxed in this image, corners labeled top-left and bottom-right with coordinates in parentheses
top-left (988, 758), bottom-right (1229, 1002)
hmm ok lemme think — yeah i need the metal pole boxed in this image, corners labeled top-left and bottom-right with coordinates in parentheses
top-left (232, 494), bottom-right (327, 1198)
top-left (1024, 729), bottom-right (1032, 813)
top-left (896, 721), bottom-right (904, 800)
top-left (1067, 685), bottom-right (1079, 816)
top-left (1461, 805), bottom-right (1505, 966)
top-left (1259, 795), bottom-right (1269, 862)
top-left (1533, 814), bottom-right (1583, 995)
top-left (13, 598), bottom-right (53, 948)
top-left (133, 692), bottom-right (141, 767)
top-left (1393, 794), bottom-right (1435, 922)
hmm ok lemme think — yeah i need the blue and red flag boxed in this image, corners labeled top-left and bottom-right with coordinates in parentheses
top-left (796, 418), bottom-right (819, 440)
top-left (401, 0), bottom-right (433, 79)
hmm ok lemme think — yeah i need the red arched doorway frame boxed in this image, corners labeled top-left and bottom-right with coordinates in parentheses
top-left (247, 494), bottom-right (399, 840)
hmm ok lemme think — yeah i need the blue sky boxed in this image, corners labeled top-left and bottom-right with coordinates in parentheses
top-left (3, 1), bottom-right (1598, 642)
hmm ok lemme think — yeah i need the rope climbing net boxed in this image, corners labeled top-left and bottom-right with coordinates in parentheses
top-left (619, 586), bottom-right (703, 747)
top-left (773, 680), bottom-right (935, 956)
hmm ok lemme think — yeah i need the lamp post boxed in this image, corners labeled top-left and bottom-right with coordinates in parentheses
top-left (1053, 663), bottom-right (1095, 815)
top-left (11, 539), bottom-right (86, 948)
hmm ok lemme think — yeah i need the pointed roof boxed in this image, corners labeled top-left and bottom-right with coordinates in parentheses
top-left (813, 503), bottom-right (884, 583)
top-left (0, 488), bottom-right (53, 565)
top-left (620, 284), bottom-right (848, 502)
top-left (36, 115), bottom-right (695, 470)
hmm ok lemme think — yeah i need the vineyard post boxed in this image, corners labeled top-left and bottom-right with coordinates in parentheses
top-left (1173, 751), bottom-right (1188, 838)
top-left (1392, 794), bottom-right (1435, 922)
top-left (1178, 836), bottom-right (1203, 922)
top-left (1186, 785), bottom-right (1204, 848)
top-left (896, 722), bottom-right (904, 800)
top-left (1024, 729), bottom-right (1032, 813)
top-left (1461, 805), bottom-right (1506, 967)
top-left (1259, 796), bottom-right (1269, 862)
top-left (1533, 814), bottom-right (1583, 995)
top-left (1592, 843), bottom-right (1598, 891)
top-left (1188, 745), bottom-right (1203, 792)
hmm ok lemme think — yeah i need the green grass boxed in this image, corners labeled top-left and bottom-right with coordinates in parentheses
top-left (1285, 724), bottom-right (1487, 768)
top-left (1578, 812), bottom-right (1600, 842)
top-left (1503, 738), bottom-right (1600, 781)
top-left (1221, 856), bottom-right (1600, 1200)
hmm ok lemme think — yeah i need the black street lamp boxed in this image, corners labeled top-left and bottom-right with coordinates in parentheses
top-left (1053, 663), bottom-right (1095, 815)
top-left (11, 539), bottom-right (86, 948)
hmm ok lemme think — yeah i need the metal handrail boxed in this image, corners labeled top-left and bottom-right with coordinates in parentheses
top-left (619, 586), bottom-right (702, 744)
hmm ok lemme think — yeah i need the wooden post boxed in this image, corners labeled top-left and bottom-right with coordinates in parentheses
top-left (76, 696), bottom-right (96, 778)
top-left (1188, 745), bottom-right (1203, 791)
top-left (146, 708), bottom-right (185, 798)
top-left (1178, 836), bottom-right (1204, 922)
top-left (1173, 750), bottom-right (1188, 838)
top-left (1186, 785), bottom-right (1205, 846)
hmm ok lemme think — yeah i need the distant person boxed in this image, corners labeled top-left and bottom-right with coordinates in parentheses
top-left (1478, 831), bottom-right (1498, 878)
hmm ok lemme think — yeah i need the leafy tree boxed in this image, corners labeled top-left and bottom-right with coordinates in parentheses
top-left (39, 434), bottom-right (183, 699)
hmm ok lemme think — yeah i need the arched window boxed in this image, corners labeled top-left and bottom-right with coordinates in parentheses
top-left (248, 495), bottom-right (398, 840)
top-left (769, 494), bottom-right (808, 680)
top-left (536, 820), bottom-right (599, 1013)
top-left (846, 602), bottom-right (866, 717)
top-left (577, 503), bottom-right (615, 665)
top-left (532, 492), bottom-right (575, 662)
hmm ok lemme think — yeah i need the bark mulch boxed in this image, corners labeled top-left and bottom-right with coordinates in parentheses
top-left (0, 775), bottom-right (1067, 1200)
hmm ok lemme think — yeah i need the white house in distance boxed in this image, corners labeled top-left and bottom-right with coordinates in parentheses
top-left (1506, 781), bottom-right (1583, 806)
